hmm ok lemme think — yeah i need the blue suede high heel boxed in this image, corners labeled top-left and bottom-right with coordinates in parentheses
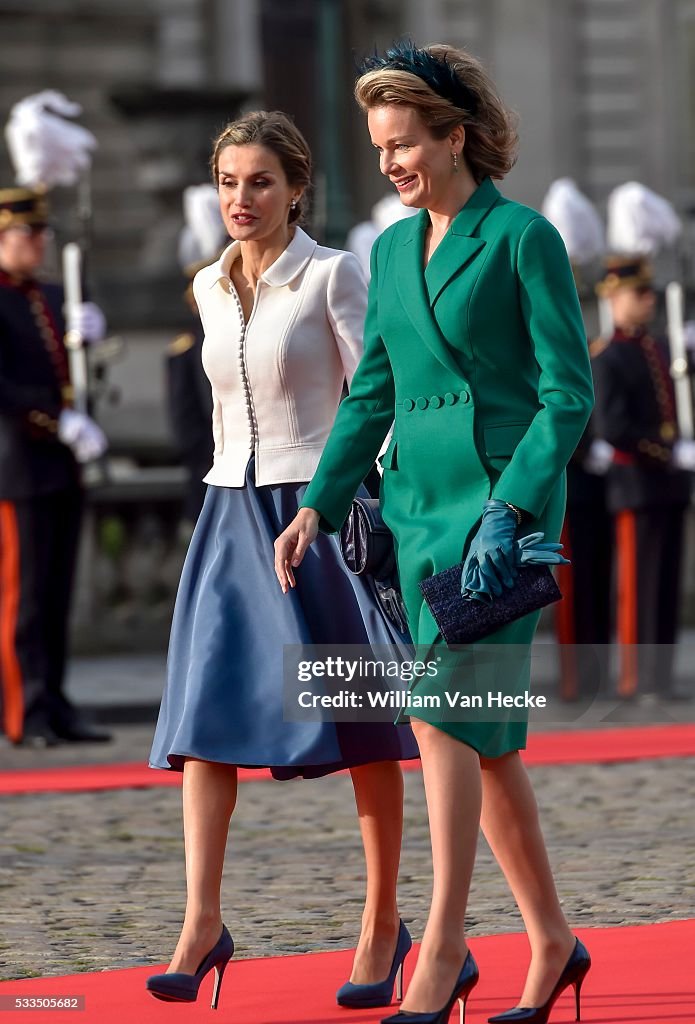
top-left (487, 938), bottom-right (591, 1023)
top-left (381, 949), bottom-right (479, 1024)
top-left (336, 920), bottom-right (412, 1008)
top-left (146, 925), bottom-right (234, 1010)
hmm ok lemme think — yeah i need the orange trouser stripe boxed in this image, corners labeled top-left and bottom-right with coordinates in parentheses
top-left (0, 502), bottom-right (24, 740)
top-left (616, 509), bottom-right (638, 697)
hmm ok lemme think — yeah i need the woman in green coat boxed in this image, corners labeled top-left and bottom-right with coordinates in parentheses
top-left (276, 44), bottom-right (594, 1024)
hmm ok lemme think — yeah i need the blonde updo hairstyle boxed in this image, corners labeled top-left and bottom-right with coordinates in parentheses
top-left (355, 44), bottom-right (518, 183)
top-left (210, 110), bottom-right (312, 224)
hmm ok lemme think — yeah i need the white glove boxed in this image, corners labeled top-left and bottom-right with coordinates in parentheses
top-left (66, 302), bottom-right (106, 345)
top-left (58, 409), bottom-right (108, 463)
top-left (583, 439), bottom-right (615, 475)
top-left (672, 439), bottom-right (695, 471)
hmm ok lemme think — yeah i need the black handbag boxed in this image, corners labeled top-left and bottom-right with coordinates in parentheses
top-left (419, 562), bottom-right (562, 647)
top-left (339, 496), bottom-right (409, 634)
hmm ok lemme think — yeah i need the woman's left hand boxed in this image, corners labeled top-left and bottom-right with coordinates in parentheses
top-left (274, 508), bottom-right (320, 593)
top-left (460, 499), bottom-right (518, 599)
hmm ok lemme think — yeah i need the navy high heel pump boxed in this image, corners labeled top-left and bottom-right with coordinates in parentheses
top-left (146, 924), bottom-right (234, 1010)
top-left (487, 937), bottom-right (591, 1024)
top-left (337, 919), bottom-right (412, 1008)
top-left (381, 949), bottom-right (479, 1024)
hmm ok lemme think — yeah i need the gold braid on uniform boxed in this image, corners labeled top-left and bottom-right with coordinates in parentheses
top-left (638, 334), bottom-right (677, 462)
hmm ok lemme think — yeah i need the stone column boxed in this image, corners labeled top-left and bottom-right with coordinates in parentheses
top-left (210, 0), bottom-right (263, 91)
top-left (488, 0), bottom-right (580, 207)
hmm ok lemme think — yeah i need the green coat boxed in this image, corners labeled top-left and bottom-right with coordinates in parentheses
top-left (302, 177), bottom-right (594, 756)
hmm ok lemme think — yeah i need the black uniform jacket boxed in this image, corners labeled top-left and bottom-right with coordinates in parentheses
top-left (592, 328), bottom-right (691, 511)
top-left (0, 270), bottom-right (78, 500)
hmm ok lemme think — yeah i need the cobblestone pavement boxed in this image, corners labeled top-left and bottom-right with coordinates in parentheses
top-left (1, 722), bottom-right (693, 980)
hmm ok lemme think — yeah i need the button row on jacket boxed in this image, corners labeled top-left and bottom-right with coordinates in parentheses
top-left (401, 390), bottom-right (470, 412)
top-left (229, 283), bottom-right (257, 451)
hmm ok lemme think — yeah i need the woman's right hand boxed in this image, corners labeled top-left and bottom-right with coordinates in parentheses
top-left (274, 508), bottom-right (320, 593)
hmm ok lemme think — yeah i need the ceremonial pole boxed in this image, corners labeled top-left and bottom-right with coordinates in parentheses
top-left (666, 281), bottom-right (694, 441)
top-left (62, 242), bottom-right (89, 415)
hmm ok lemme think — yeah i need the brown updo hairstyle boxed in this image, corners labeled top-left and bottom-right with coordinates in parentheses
top-left (355, 45), bottom-right (518, 183)
top-left (210, 110), bottom-right (312, 224)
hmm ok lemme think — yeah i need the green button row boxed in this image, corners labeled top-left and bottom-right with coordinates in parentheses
top-left (402, 390), bottom-right (470, 412)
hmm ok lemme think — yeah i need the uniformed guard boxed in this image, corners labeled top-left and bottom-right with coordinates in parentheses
top-left (165, 184), bottom-right (226, 528)
top-left (0, 187), bottom-right (111, 745)
top-left (165, 264), bottom-right (214, 526)
top-left (592, 255), bottom-right (693, 700)
top-left (554, 344), bottom-right (614, 701)
top-left (541, 178), bottom-right (613, 699)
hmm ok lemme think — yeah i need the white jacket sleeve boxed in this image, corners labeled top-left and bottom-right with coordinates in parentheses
top-left (326, 251), bottom-right (367, 388)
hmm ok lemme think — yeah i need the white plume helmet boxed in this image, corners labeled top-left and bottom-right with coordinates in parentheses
top-left (5, 90), bottom-right (97, 188)
top-left (370, 193), bottom-right (418, 233)
top-left (607, 182), bottom-right (682, 256)
top-left (178, 184), bottom-right (228, 269)
top-left (345, 194), bottom-right (416, 279)
top-left (541, 178), bottom-right (605, 265)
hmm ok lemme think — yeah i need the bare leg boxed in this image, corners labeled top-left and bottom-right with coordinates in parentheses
top-left (347, 760), bottom-right (403, 984)
top-left (480, 751), bottom-right (575, 1007)
top-left (399, 721), bottom-right (481, 1013)
top-left (166, 758), bottom-right (238, 974)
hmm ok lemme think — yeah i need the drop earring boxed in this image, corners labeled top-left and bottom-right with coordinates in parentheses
top-left (452, 152), bottom-right (459, 173)
top-left (290, 198), bottom-right (298, 209)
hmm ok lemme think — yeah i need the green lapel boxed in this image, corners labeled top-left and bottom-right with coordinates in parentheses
top-left (425, 176), bottom-right (500, 305)
top-left (394, 177), bottom-right (500, 380)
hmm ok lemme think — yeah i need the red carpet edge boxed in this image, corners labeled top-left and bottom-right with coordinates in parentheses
top-left (2, 723), bottom-right (694, 796)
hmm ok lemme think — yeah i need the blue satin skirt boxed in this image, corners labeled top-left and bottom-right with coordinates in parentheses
top-left (149, 460), bottom-right (418, 778)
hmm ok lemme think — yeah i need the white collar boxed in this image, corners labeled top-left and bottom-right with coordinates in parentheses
top-left (206, 226), bottom-right (318, 289)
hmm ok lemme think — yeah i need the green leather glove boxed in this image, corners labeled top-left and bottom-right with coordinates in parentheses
top-left (461, 506), bottom-right (570, 602)
top-left (515, 532), bottom-right (570, 566)
top-left (461, 499), bottom-right (518, 600)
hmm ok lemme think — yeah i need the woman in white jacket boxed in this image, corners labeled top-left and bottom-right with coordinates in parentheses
top-left (147, 111), bottom-right (417, 1011)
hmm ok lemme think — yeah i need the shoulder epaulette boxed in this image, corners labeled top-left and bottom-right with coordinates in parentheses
top-left (589, 337), bottom-right (610, 358)
top-left (168, 332), bottom-right (196, 356)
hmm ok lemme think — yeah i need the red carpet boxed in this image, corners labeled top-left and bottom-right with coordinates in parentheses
top-left (0, 920), bottom-right (692, 1023)
top-left (1, 723), bottom-right (694, 796)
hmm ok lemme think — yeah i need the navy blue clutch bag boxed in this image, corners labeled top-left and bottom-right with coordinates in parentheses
top-left (418, 563), bottom-right (562, 647)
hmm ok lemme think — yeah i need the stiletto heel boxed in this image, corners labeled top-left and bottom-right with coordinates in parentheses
top-left (381, 950), bottom-right (479, 1024)
top-left (487, 937), bottom-right (591, 1024)
top-left (574, 973), bottom-right (584, 1021)
top-left (396, 961), bottom-right (405, 1002)
top-left (146, 925), bottom-right (234, 1008)
top-left (336, 919), bottom-right (412, 1008)
top-left (211, 960), bottom-right (227, 1010)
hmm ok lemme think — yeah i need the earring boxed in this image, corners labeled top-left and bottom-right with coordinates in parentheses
top-left (452, 152), bottom-right (459, 173)
top-left (290, 198), bottom-right (298, 209)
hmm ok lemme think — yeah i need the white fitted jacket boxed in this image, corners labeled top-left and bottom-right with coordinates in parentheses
top-left (193, 227), bottom-right (367, 487)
